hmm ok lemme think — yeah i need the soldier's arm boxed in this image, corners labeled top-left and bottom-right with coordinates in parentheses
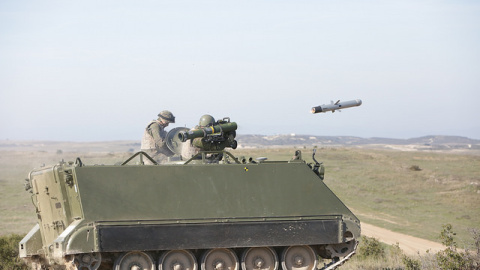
top-left (150, 124), bottom-right (167, 147)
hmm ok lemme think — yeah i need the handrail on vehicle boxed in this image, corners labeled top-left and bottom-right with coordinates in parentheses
top-left (121, 151), bottom-right (158, 165)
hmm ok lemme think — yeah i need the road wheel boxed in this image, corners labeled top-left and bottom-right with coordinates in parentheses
top-left (114, 251), bottom-right (155, 270)
top-left (159, 250), bottom-right (198, 270)
top-left (281, 246), bottom-right (317, 270)
top-left (241, 247), bottom-right (278, 270)
top-left (201, 248), bottom-right (239, 270)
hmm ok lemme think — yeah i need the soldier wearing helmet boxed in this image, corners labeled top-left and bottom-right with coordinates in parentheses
top-left (198, 114), bottom-right (215, 127)
top-left (141, 110), bottom-right (176, 164)
top-left (181, 114), bottom-right (215, 159)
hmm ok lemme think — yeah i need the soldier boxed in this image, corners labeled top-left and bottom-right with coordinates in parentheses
top-left (141, 110), bottom-right (176, 164)
top-left (181, 114), bottom-right (219, 159)
top-left (180, 114), bottom-right (215, 159)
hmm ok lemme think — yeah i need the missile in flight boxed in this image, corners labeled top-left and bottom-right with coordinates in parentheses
top-left (311, 99), bottom-right (362, 114)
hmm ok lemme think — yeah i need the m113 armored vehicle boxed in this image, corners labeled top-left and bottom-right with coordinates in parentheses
top-left (19, 116), bottom-right (360, 270)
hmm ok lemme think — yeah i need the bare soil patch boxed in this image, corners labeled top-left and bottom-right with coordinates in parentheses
top-left (361, 222), bottom-right (444, 255)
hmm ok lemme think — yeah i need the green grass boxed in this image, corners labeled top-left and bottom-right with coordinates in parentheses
top-left (1, 147), bottom-right (479, 251)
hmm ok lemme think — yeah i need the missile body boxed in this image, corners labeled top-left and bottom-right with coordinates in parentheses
top-left (311, 99), bottom-right (362, 113)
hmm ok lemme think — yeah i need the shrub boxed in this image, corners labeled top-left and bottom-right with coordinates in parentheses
top-left (0, 234), bottom-right (28, 270)
top-left (409, 165), bottom-right (422, 171)
top-left (402, 255), bottom-right (421, 270)
top-left (435, 224), bottom-right (477, 270)
top-left (468, 228), bottom-right (480, 267)
top-left (358, 236), bottom-right (385, 259)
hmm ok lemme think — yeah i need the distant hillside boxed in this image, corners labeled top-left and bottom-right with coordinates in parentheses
top-left (1, 135), bottom-right (479, 153)
top-left (235, 135), bottom-right (480, 151)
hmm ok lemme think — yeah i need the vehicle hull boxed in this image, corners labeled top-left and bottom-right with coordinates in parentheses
top-left (20, 152), bottom-right (360, 270)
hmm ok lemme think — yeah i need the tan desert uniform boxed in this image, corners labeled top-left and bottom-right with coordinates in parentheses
top-left (180, 138), bottom-right (200, 160)
top-left (141, 110), bottom-right (175, 163)
top-left (141, 120), bottom-right (172, 164)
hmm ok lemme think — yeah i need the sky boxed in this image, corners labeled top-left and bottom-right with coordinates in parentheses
top-left (1, 0), bottom-right (479, 141)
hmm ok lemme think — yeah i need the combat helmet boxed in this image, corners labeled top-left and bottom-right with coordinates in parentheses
top-left (158, 110), bottom-right (175, 123)
top-left (198, 114), bottom-right (215, 127)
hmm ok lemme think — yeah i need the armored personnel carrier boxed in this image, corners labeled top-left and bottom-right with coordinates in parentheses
top-left (19, 116), bottom-right (360, 270)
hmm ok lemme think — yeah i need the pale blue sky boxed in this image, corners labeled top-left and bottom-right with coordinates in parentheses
top-left (1, 0), bottom-right (479, 141)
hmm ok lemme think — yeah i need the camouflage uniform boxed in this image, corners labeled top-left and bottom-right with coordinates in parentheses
top-left (180, 114), bottom-right (215, 160)
top-left (180, 138), bottom-right (200, 160)
top-left (141, 111), bottom-right (175, 164)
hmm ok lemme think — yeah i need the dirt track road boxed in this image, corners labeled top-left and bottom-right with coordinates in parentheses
top-left (361, 223), bottom-right (445, 255)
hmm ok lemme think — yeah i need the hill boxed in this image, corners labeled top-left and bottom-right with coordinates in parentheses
top-left (1, 135), bottom-right (479, 153)
top-left (236, 134), bottom-right (480, 151)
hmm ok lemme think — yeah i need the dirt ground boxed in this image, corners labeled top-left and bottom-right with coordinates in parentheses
top-left (361, 223), bottom-right (445, 255)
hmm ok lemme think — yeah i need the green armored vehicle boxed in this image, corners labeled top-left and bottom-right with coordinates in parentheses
top-left (19, 116), bottom-right (360, 270)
